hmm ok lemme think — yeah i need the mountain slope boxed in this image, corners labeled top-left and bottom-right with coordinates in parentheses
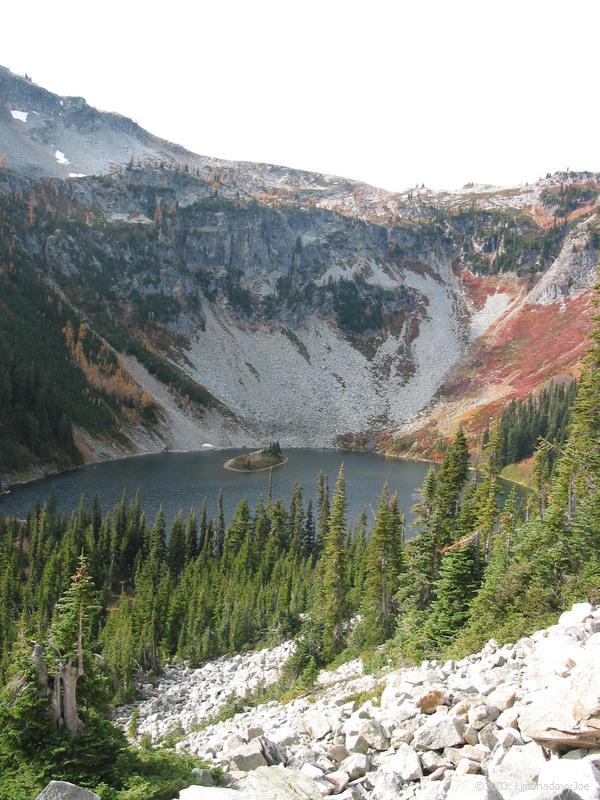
top-left (1, 65), bottom-right (599, 480)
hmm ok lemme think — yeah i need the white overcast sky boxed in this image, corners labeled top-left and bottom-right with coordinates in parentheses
top-left (2, 0), bottom-right (598, 191)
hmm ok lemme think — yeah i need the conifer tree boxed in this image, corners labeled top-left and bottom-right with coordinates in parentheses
top-left (46, 555), bottom-right (99, 738)
top-left (304, 499), bottom-right (316, 557)
top-left (199, 497), bottom-right (208, 553)
top-left (183, 510), bottom-right (198, 564)
top-left (149, 506), bottom-right (166, 564)
top-left (318, 465), bottom-right (348, 660)
top-left (316, 470), bottom-right (330, 556)
top-left (168, 512), bottom-right (186, 577)
top-left (214, 491), bottom-right (226, 557)
top-left (361, 485), bottom-right (404, 645)
top-left (424, 537), bottom-right (479, 652)
top-left (223, 499), bottom-right (250, 563)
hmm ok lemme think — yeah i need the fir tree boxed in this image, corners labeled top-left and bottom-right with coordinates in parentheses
top-left (318, 465), bottom-right (348, 660)
top-left (361, 485), bottom-right (404, 645)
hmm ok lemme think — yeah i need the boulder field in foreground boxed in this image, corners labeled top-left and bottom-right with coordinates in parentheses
top-left (90, 604), bottom-right (600, 798)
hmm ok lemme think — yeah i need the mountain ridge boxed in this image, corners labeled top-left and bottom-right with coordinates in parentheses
top-left (1, 65), bottom-right (599, 483)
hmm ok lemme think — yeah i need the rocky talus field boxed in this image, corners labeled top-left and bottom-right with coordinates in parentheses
top-left (104, 604), bottom-right (600, 799)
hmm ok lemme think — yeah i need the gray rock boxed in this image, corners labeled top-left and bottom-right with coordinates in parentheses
top-left (413, 715), bottom-right (466, 750)
top-left (191, 767), bottom-right (215, 786)
top-left (304, 712), bottom-right (332, 741)
top-left (478, 722), bottom-right (500, 751)
top-left (340, 752), bottom-right (370, 780)
top-left (358, 720), bottom-right (389, 751)
top-left (454, 758), bottom-right (480, 775)
top-left (324, 769), bottom-right (350, 793)
top-left (487, 741), bottom-right (547, 797)
top-left (260, 736), bottom-right (286, 766)
top-left (35, 783), bottom-right (101, 800)
top-left (468, 704), bottom-right (500, 730)
top-left (345, 730), bottom-right (369, 754)
top-left (380, 742), bottom-right (423, 781)
top-left (559, 603), bottom-right (594, 627)
top-left (486, 684), bottom-right (517, 711)
top-left (228, 738), bottom-right (268, 771)
top-left (421, 750), bottom-right (451, 773)
top-left (335, 790), bottom-right (362, 800)
top-left (369, 771), bottom-right (404, 800)
top-left (453, 696), bottom-right (488, 718)
top-left (299, 762), bottom-right (324, 779)
top-left (446, 774), bottom-right (504, 800)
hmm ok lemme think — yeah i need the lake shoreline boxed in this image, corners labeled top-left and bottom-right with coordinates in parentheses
top-left (2, 444), bottom-right (415, 495)
top-left (1, 444), bottom-right (529, 500)
top-left (0, 449), bottom-right (433, 529)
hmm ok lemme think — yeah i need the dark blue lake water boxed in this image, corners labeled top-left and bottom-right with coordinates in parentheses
top-left (0, 449), bottom-right (431, 529)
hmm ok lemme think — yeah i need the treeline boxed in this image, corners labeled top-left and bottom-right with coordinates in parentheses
top-left (0, 476), bottom-right (367, 696)
top-left (487, 380), bottom-right (577, 470)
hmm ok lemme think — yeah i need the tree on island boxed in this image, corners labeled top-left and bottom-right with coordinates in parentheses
top-left (262, 441), bottom-right (282, 457)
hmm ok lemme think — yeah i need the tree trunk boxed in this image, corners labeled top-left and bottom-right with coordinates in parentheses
top-left (31, 643), bottom-right (50, 697)
top-left (51, 671), bottom-right (63, 730)
top-left (32, 642), bottom-right (61, 728)
top-left (61, 662), bottom-right (84, 739)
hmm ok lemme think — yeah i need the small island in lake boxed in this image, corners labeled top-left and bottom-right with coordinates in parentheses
top-left (224, 441), bottom-right (287, 472)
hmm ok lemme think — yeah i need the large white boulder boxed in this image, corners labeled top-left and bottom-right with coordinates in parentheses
top-left (519, 636), bottom-right (600, 749)
top-left (535, 757), bottom-right (600, 800)
top-left (236, 766), bottom-right (322, 799)
top-left (35, 783), bottom-right (101, 800)
top-left (559, 603), bottom-right (594, 628)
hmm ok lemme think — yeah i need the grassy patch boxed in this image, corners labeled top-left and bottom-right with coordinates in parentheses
top-left (501, 457), bottom-right (534, 487)
top-left (338, 683), bottom-right (384, 708)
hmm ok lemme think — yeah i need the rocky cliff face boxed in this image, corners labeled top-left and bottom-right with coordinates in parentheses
top-left (1, 65), bottom-right (600, 467)
top-left (111, 603), bottom-right (600, 800)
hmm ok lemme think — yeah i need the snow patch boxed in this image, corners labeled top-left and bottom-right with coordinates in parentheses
top-left (10, 109), bottom-right (28, 122)
top-left (469, 291), bottom-right (511, 339)
top-left (54, 149), bottom-right (70, 165)
top-left (68, 173), bottom-right (87, 178)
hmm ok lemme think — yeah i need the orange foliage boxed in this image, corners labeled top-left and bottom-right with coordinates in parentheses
top-left (63, 322), bottom-right (150, 412)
